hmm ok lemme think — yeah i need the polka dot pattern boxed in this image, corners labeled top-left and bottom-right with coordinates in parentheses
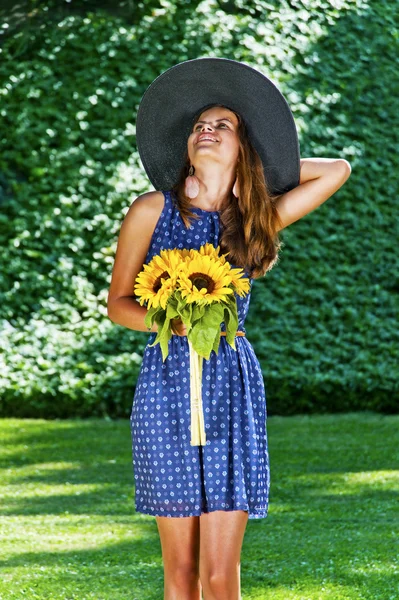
top-left (129, 190), bottom-right (270, 519)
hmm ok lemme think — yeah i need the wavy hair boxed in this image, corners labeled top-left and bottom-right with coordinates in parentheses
top-left (171, 103), bottom-right (284, 279)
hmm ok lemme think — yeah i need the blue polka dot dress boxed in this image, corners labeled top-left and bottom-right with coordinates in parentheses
top-left (129, 190), bottom-right (270, 519)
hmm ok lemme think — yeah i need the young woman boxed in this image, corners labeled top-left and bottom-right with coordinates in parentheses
top-left (107, 58), bottom-right (351, 600)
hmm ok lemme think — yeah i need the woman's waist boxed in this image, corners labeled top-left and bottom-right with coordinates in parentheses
top-left (171, 330), bottom-right (246, 337)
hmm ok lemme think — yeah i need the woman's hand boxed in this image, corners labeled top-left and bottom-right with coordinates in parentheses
top-left (171, 317), bottom-right (187, 336)
top-left (274, 158), bottom-right (352, 232)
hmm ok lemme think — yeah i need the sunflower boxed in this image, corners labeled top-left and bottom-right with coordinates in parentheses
top-left (179, 247), bottom-right (193, 260)
top-left (228, 267), bottom-right (251, 297)
top-left (178, 253), bottom-right (234, 305)
top-left (134, 248), bottom-right (183, 309)
top-left (196, 242), bottom-right (230, 264)
top-left (192, 243), bottom-right (250, 297)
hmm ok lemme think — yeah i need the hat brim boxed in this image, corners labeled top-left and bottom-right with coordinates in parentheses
top-left (136, 57), bottom-right (300, 196)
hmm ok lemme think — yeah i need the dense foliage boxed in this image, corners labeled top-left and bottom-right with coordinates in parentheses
top-left (1, 0), bottom-right (398, 417)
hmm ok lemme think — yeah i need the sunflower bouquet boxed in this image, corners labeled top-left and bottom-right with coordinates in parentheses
top-left (134, 242), bottom-right (250, 446)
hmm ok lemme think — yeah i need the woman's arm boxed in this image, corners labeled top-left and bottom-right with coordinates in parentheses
top-left (107, 191), bottom-right (165, 333)
top-left (274, 157), bottom-right (352, 232)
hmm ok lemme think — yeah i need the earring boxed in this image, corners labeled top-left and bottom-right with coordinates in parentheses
top-left (185, 165), bottom-right (200, 199)
top-left (232, 176), bottom-right (239, 198)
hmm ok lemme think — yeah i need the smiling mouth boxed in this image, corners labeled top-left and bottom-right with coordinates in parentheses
top-left (196, 138), bottom-right (218, 144)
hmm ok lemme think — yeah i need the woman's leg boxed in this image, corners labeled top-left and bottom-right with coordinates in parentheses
top-left (199, 510), bottom-right (249, 600)
top-left (156, 515), bottom-right (202, 600)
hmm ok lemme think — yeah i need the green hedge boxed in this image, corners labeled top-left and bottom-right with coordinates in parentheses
top-left (1, 0), bottom-right (398, 417)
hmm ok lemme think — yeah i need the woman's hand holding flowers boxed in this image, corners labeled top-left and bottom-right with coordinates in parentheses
top-left (171, 317), bottom-right (187, 337)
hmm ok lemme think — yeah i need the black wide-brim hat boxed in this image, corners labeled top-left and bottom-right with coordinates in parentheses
top-left (136, 57), bottom-right (300, 196)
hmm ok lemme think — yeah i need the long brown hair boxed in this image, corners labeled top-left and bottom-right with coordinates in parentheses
top-left (171, 103), bottom-right (284, 279)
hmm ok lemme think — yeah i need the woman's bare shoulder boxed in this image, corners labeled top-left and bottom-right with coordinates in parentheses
top-left (128, 190), bottom-right (165, 216)
top-left (116, 190), bottom-right (166, 250)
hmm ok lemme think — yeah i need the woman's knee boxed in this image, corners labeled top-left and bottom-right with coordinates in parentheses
top-left (156, 515), bottom-right (200, 589)
top-left (202, 564), bottom-right (241, 600)
top-left (167, 560), bottom-right (200, 584)
top-left (163, 562), bottom-right (201, 600)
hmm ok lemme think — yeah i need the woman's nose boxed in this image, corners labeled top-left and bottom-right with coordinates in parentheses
top-left (201, 123), bottom-right (214, 132)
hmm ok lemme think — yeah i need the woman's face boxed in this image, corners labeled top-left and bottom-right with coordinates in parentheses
top-left (187, 106), bottom-right (240, 169)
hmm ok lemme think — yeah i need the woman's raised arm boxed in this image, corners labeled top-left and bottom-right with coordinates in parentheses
top-left (274, 157), bottom-right (352, 232)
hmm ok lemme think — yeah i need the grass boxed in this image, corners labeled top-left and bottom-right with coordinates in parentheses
top-left (0, 413), bottom-right (398, 599)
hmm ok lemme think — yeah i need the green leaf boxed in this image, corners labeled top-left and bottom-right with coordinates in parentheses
top-left (192, 303), bottom-right (206, 322)
top-left (144, 306), bottom-right (160, 330)
top-left (166, 300), bottom-right (179, 320)
top-left (159, 321), bottom-right (172, 362)
top-left (188, 303), bottom-right (225, 359)
top-left (148, 314), bottom-right (172, 362)
top-left (223, 297), bottom-right (239, 350)
top-left (212, 329), bottom-right (221, 355)
top-left (147, 310), bottom-right (167, 348)
top-left (179, 302), bottom-right (193, 324)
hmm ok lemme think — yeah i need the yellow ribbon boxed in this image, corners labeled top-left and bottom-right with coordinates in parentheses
top-left (188, 339), bottom-right (206, 446)
top-left (185, 332), bottom-right (245, 445)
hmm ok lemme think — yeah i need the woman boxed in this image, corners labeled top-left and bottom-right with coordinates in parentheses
top-left (107, 58), bottom-right (351, 600)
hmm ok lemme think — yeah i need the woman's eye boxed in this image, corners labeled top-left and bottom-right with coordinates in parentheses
top-left (193, 122), bottom-right (228, 131)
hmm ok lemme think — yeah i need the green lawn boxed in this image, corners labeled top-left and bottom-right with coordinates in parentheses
top-left (0, 413), bottom-right (398, 599)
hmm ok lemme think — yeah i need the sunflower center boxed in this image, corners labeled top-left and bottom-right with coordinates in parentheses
top-left (189, 272), bottom-right (215, 293)
top-left (153, 270), bottom-right (170, 293)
